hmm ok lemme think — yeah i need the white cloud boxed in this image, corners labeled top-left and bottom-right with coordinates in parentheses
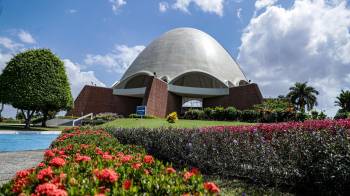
top-left (255, 0), bottom-right (278, 10)
top-left (18, 30), bottom-right (36, 44)
top-left (172, 0), bottom-right (225, 16)
top-left (63, 59), bottom-right (106, 98)
top-left (84, 44), bottom-right (145, 73)
top-left (0, 52), bottom-right (12, 72)
top-left (0, 36), bottom-right (23, 50)
top-left (109, 0), bottom-right (127, 12)
top-left (159, 2), bottom-right (169, 13)
top-left (67, 9), bottom-right (77, 14)
top-left (236, 8), bottom-right (242, 19)
top-left (238, 0), bottom-right (350, 116)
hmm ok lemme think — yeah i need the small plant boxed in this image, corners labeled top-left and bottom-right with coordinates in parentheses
top-left (166, 112), bottom-right (178, 123)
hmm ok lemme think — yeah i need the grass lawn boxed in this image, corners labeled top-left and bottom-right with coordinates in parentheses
top-left (102, 118), bottom-right (251, 129)
top-left (0, 123), bottom-right (70, 131)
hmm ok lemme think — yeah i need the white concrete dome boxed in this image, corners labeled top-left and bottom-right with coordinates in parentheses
top-left (115, 27), bottom-right (247, 91)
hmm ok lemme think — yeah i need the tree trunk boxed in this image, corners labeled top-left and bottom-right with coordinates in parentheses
top-left (23, 109), bottom-right (35, 129)
top-left (42, 110), bottom-right (48, 127)
top-left (0, 103), bottom-right (3, 121)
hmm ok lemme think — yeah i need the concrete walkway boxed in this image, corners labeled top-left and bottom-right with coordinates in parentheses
top-left (0, 150), bottom-right (44, 185)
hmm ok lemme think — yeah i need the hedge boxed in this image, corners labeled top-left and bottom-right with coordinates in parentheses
top-left (0, 128), bottom-right (220, 195)
top-left (108, 119), bottom-right (350, 195)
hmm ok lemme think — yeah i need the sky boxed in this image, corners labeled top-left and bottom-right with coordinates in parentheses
top-left (0, 0), bottom-right (350, 117)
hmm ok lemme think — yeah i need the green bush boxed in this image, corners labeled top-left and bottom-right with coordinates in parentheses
top-left (0, 128), bottom-right (220, 195)
top-left (128, 114), bottom-right (157, 119)
top-left (108, 119), bottom-right (350, 195)
top-left (183, 109), bottom-right (205, 120)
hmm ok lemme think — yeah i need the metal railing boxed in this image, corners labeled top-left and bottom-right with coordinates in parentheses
top-left (72, 113), bottom-right (93, 126)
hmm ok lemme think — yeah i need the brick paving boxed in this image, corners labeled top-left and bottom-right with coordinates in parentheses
top-left (0, 150), bottom-right (44, 186)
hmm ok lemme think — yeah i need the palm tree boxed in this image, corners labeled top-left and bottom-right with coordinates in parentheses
top-left (287, 82), bottom-right (319, 113)
top-left (335, 90), bottom-right (350, 112)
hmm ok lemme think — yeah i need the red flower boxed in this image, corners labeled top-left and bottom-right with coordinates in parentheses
top-left (50, 157), bottom-right (66, 167)
top-left (166, 167), bottom-right (176, 174)
top-left (102, 154), bottom-right (113, 160)
top-left (47, 188), bottom-right (68, 196)
top-left (44, 150), bottom-right (55, 158)
top-left (75, 155), bottom-right (91, 162)
top-left (183, 172), bottom-right (195, 181)
top-left (94, 169), bottom-right (119, 183)
top-left (143, 155), bottom-right (154, 164)
top-left (121, 155), bottom-right (133, 163)
top-left (38, 162), bottom-right (46, 167)
top-left (204, 182), bottom-right (220, 193)
top-left (144, 169), bottom-right (150, 175)
top-left (37, 167), bottom-right (53, 181)
top-left (123, 179), bottom-right (132, 190)
top-left (12, 169), bottom-right (34, 193)
top-left (190, 167), bottom-right (200, 175)
top-left (34, 183), bottom-right (57, 195)
top-left (131, 163), bottom-right (142, 169)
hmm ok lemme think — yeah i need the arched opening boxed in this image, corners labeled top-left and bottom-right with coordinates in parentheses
top-left (124, 74), bottom-right (149, 89)
top-left (171, 71), bottom-right (227, 88)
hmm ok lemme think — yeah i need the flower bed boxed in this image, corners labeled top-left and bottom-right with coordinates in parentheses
top-left (109, 119), bottom-right (350, 195)
top-left (0, 127), bottom-right (219, 195)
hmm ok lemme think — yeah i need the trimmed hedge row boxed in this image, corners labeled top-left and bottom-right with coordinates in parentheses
top-left (0, 128), bottom-right (219, 195)
top-left (108, 119), bottom-right (350, 195)
top-left (183, 107), bottom-right (307, 123)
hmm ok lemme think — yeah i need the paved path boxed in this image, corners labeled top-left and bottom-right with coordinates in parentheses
top-left (0, 150), bottom-right (44, 185)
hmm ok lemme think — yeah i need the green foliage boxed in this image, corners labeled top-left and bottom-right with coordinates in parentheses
top-left (287, 82), bottom-right (319, 112)
top-left (128, 114), bottom-right (157, 119)
top-left (335, 90), bottom-right (350, 112)
top-left (109, 121), bottom-right (350, 195)
top-left (334, 109), bottom-right (349, 119)
top-left (0, 128), bottom-right (217, 195)
top-left (0, 49), bottom-right (73, 127)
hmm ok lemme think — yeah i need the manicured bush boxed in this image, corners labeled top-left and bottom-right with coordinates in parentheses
top-left (108, 119), bottom-right (350, 195)
top-left (166, 112), bottom-right (178, 123)
top-left (0, 128), bottom-right (220, 195)
top-left (183, 109), bottom-right (205, 120)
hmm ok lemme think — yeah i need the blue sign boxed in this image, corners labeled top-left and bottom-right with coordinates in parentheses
top-left (136, 106), bottom-right (147, 116)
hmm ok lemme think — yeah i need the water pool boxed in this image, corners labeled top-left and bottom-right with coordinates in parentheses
top-left (0, 131), bottom-right (60, 152)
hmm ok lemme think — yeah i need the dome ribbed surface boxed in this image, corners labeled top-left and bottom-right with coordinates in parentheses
top-left (120, 28), bottom-right (247, 86)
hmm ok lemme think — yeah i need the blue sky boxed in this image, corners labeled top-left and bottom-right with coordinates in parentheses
top-left (1, 0), bottom-right (350, 117)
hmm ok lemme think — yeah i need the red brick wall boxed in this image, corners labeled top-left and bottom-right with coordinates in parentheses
top-left (143, 77), bottom-right (169, 117)
top-left (67, 86), bottom-right (142, 117)
top-left (203, 83), bottom-right (263, 110)
top-left (166, 92), bottom-right (182, 115)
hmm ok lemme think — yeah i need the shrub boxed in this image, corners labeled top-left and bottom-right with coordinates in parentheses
top-left (95, 113), bottom-right (123, 121)
top-left (183, 109), bottom-right (205, 120)
top-left (108, 119), bottom-right (350, 195)
top-left (225, 107), bottom-right (239, 121)
top-left (0, 128), bottom-right (220, 195)
top-left (128, 114), bottom-right (157, 119)
top-left (166, 112), bottom-right (178, 123)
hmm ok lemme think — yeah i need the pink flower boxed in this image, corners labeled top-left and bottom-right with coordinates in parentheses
top-left (183, 172), bottom-right (195, 181)
top-left (75, 155), bottom-right (91, 162)
top-left (34, 182), bottom-right (68, 196)
top-left (37, 167), bottom-right (53, 181)
top-left (204, 182), bottom-right (220, 193)
top-left (132, 163), bottom-right (142, 169)
top-left (38, 162), bottom-right (46, 167)
top-left (44, 150), bottom-right (55, 158)
top-left (121, 155), bottom-right (133, 163)
top-left (102, 154), bottom-right (113, 160)
top-left (50, 157), bottom-right (66, 167)
top-left (93, 169), bottom-right (119, 183)
top-left (166, 167), bottom-right (176, 174)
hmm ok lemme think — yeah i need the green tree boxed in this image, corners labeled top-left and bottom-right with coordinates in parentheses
top-left (0, 49), bottom-right (73, 128)
top-left (335, 90), bottom-right (350, 112)
top-left (287, 82), bottom-right (319, 113)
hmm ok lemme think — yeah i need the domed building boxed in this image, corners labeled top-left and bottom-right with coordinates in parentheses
top-left (69, 28), bottom-right (263, 117)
